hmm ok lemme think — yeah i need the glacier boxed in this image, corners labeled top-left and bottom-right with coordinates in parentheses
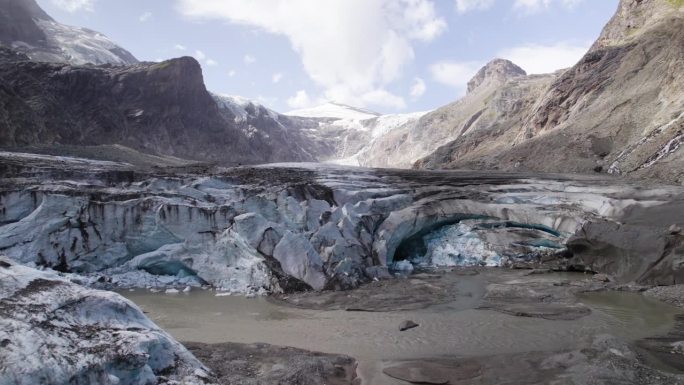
top-left (1, 152), bottom-right (680, 294)
top-left (0, 257), bottom-right (212, 385)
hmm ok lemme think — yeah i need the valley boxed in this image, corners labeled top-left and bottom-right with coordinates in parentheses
top-left (1, 0), bottom-right (684, 384)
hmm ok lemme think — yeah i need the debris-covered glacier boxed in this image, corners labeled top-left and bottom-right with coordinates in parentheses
top-left (1, 152), bottom-right (680, 293)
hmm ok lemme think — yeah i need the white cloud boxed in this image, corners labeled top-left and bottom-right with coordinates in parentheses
top-left (192, 50), bottom-right (218, 67)
top-left (514, 0), bottom-right (550, 12)
top-left (454, 0), bottom-right (584, 14)
top-left (430, 60), bottom-right (483, 92)
top-left (243, 54), bottom-right (256, 64)
top-left (513, 0), bottom-right (583, 13)
top-left (272, 72), bottom-right (283, 83)
top-left (228, 69), bottom-right (236, 77)
top-left (50, 0), bottom-right (95, 12)
top-left (174, 44), bottom-right (187, 51)
top-left (287, 90), bottom-right (314, 109)
top-left (410, 77), bottom-right (426, 98)
top-left (455, 0), bottom-right (494, 14)
top-left (139, 11), bottom-right (152, 22)
top-left (194, 50), bottom-right (206, 61)
top-left (177, 0), bottom-right (446, 110)
top-left (561, 0), bottom-right (584, 7)
top-left (498, 41), bottom-right (589, 74)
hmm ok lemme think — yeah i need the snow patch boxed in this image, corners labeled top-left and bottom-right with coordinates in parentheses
top-left (286, 102), bottom-right (380, 120)
top-left (33, 19), bottom-right (137, 65)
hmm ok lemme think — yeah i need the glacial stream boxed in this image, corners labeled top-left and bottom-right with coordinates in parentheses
top-left (121, 273), bottom-right (682, 384)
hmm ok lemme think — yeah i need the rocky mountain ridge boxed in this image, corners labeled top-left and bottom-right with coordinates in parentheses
top-left (352, 58), bottom-right (553, 168)
top-left (415, 0), bottom-right (684, 185)
top-left (0, 48), bottom-right (318, 165)
top-left (0, 0), bottom-right (137, 65)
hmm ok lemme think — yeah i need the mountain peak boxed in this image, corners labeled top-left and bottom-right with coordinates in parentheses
top-left (0, 0), bottom-right (137, 65)
top-left (591, 0), bottom-right (684, 52)
top-left (285, 102), bottom-right (381, 120)
top-left (467, 58), bottom-right (526, 94)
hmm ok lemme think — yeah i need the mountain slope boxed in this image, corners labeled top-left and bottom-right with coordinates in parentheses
top-left (0, 48), bottom-right (319, 165)
top-left (0, 0), bottom-right (137, 65)
top-left (359, 59), bottom-right (547, 168)
top-left (213, 94), bottom-right (326, 162)
top-left (416, 0), bottom-right (684, 185)
top-left (0, 0), bottom-right (327, 165)
top-left (283, 102), bottom-right (428, 166)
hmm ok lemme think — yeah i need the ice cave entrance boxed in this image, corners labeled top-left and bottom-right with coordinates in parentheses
top-left (391, 218), bottom-right (565, 272)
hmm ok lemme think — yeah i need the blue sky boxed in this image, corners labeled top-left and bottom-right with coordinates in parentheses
top-left (38, 0), bottom-right (619, 114)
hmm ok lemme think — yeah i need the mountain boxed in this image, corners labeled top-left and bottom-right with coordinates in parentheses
top-left (467, 58), bottom-right (527, 93)
top-left (0, 48), bottom-right (322, 164)
top-left (0, 0), bottom-right (417, 166)
top-left (0, 0), bottom-right (137, 65)
top-left (212, 94), bottom-right (330, 162)
top-left (415, 0), bottom-right (684, 185)
top-left (0, 0), bottom-right (326, 165)
top-left (2, 0), bottom-right (683, 182)
top-left (352, 59), bottom-right (543, 168)
top-left (285, 102), bottom-right (428, 166)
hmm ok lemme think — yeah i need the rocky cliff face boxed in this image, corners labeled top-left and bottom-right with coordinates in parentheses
top-left (0, 0), bottom-right (138, 65)
top-left (213, 94), bottom-right (331, 163)
top-left (416, 0), bottom-right (684, 185)
top-left (0, 48), bottom-right (320, 165)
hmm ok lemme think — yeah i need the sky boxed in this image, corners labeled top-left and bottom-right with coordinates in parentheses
top-left (37, 0), bottom-right (620, 114)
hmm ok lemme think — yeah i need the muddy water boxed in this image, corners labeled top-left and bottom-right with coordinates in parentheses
top-left (122, 279), bottom-right (681, 384)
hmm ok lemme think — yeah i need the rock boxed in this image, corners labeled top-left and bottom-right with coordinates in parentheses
top-left (567, 197), bottom-right (684, 285)
top-left (399, 320), bottom-right (419, 331)
top-left (644, 285), bottom-right (684, 308)
top-left (166, 288), bottom-right (180, 294)
top-left (592, 273), bottom-right (611, 283)
top-left (669, 224), bottom-right (682, 235)
top-left (185, 341), bottom-right (358, 385)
